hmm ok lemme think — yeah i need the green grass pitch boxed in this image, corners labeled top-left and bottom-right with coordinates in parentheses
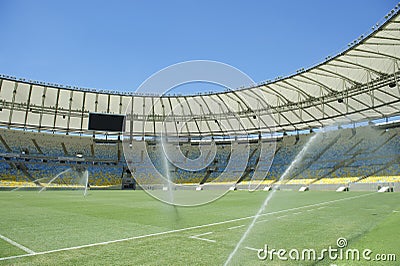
top-left (0, 190), bottom-right (399, 265)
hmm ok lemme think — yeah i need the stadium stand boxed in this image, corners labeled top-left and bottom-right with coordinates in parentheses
top-left (0, 123), bottom-right (399, 189)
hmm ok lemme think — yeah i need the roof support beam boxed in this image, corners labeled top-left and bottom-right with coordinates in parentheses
top-left (334, 58), bottom-right (386, 77)
top-left (353, 48), bottom-right (400, 61)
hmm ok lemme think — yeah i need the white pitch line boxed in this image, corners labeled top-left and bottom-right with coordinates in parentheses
top-left (244, 246), bottom-right (261, 252)
top-left (256, 205), bottom-right (322, 225)
top-left (190, 232), bottom-right (214, 238)
top-left (189, 232), bottom-right (216, 243)
top-left (227, 225), bottom-right (245, 230)
top-left (253, 202), bottom-right (341, 233)
top-left (0, 234), bottom-right (35, 254)
top-left (0, 192), bottom-right (377, 262)
top-left (245, 246), bottom-right (275, 256)
top-left (192, 237), bottom-right (216, 243)
top-left (256, 218), bottom-right (268, 224)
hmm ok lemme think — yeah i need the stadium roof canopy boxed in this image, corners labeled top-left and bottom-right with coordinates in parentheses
top-left (0, 8), bottom-right (400, 137)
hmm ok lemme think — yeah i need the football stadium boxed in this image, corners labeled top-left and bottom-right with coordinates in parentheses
top-left (1, 2), bottom-right (400, 266)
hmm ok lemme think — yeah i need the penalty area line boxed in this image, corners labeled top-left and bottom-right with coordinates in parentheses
top-left (0, 192), bottom-right (377, 262)
top-left (227, 224), bottom-right (245, 230)
top-left (189, 232), bottom-right (216, 243)
top-left (0, 234), bottom-right (35, 254)
top-left (244, 246), bottom-right (261, 252)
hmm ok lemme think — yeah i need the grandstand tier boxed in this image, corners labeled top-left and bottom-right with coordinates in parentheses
top-left (0, 125), bottom-right (398, 189)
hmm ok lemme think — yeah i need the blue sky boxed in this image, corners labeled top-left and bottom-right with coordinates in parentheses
top-left (0, 0), bottom-right (397, 94)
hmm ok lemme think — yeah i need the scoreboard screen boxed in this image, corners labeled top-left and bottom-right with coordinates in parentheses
top-left (88, 113), bottom-right (125, 132)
